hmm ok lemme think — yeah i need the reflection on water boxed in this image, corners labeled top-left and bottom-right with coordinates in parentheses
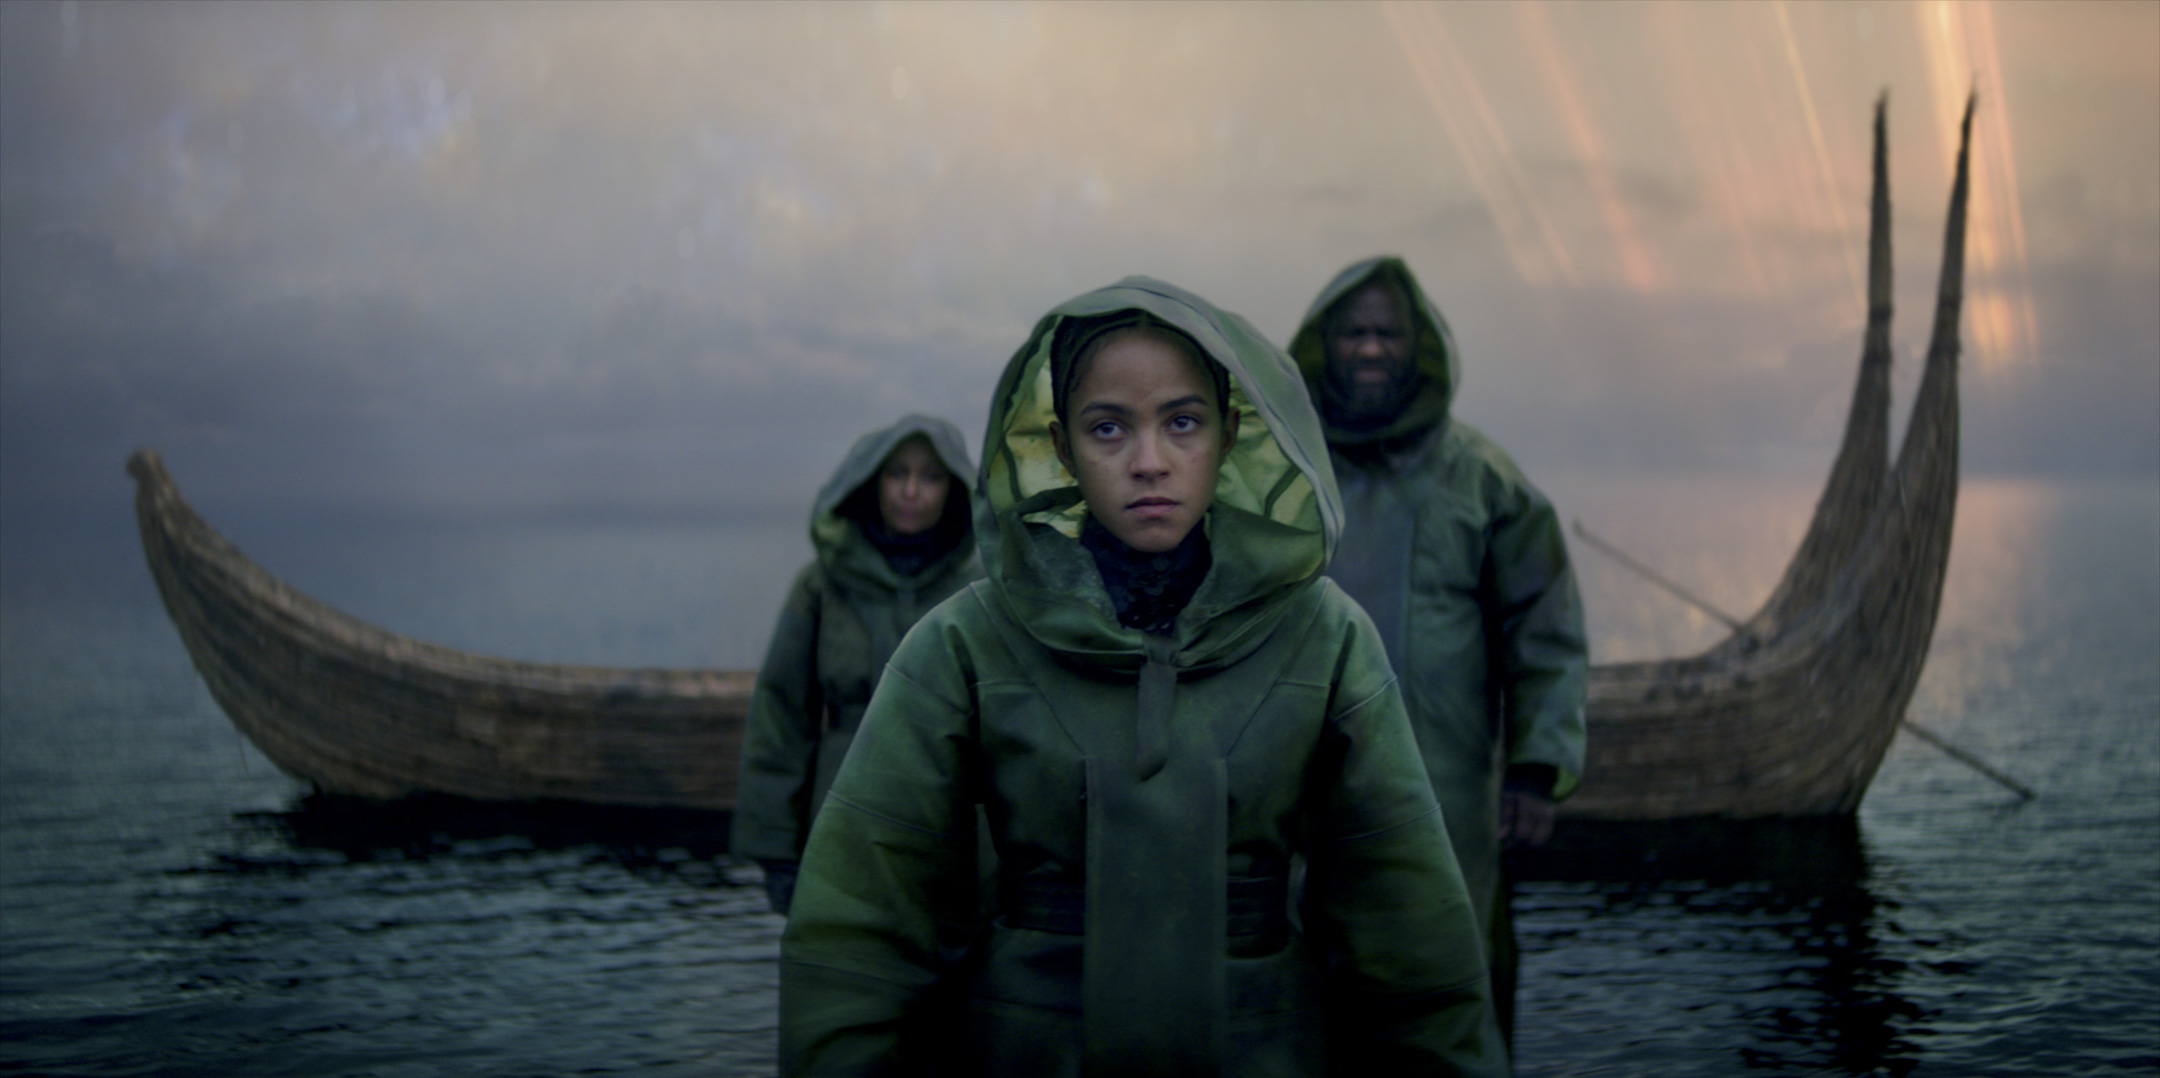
top-left (1506, 476), bottom-right (2159, 1077)
top-left (1907, 478), bottom-right (2159, 747)
top-left (1513, 818), bottom-right (1924, 1077)
top-left (2, 475), bottom-right (2152, 1076)
top-left (257, 794), bottom-right (736, 866)
top-left (134, 797), bottom-right (779, 1078)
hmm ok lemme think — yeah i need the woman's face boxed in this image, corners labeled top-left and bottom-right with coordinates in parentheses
top-left (877, 437), bottom-right (951, 536)
top-left (1051, 330), bottom-right (1238, 554)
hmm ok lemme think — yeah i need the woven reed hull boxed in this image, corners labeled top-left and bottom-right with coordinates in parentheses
top-left (1570, 491), bottom-right (1948, 819)
top-left (130, 450), bottom-right (752, 811)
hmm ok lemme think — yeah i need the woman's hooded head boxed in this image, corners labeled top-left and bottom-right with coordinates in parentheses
top-left (976, 277), bottom-right (1341, 670)
top-left (811, 415), bottom-right (976, 587)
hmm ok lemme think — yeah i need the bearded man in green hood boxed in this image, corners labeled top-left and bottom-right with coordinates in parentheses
top-left (1288, 257), bottom-right (1589, 1047)
top-left (779, 278), bottom-right (1505, 1076)
top-left (732, 415), bottom-right (981, 915)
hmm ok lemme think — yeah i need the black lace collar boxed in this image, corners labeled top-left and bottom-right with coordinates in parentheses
top-left (1079, 515), bottom-right (1213, 638)
top-left (861, 516), bottom-right (960, 578)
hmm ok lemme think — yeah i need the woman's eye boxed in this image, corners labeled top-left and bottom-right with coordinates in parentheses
top-left (1168, 414), bottom-right (1201, 433)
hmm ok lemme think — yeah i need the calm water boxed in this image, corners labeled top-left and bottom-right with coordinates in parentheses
top-left (2, 473), bottom-right (2155, 1076)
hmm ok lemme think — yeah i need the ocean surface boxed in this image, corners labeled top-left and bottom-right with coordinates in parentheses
top-left (2, 470), bottom-right (2154, 1077)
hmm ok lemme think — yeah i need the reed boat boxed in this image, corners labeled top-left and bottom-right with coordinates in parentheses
top-left (132, 100), bottom-right (1969, 820)
top-left (1563, 98), bottom-right (1970, 818)
top-left (129, 449), bottom-right (753, 811)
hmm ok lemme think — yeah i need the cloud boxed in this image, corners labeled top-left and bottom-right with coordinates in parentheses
top-left (0, 210), bottom-right (999, 517)
top-left (2, 0), bottom-right (2153, 541)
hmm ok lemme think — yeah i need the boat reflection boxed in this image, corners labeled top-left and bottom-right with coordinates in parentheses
top-left (1512, 816), bottom-right (1929, 1076)
top-left (227, 801), bottom-right (1935, 1073)
top-left (228, 793), bottom-right (738, 878)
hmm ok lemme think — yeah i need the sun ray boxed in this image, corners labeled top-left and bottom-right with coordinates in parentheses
top-left (1773, 0), bottom-right (1865, 310)
top-left (1380, 2), bottom-right (1546, 281)
top-left (1651, 0), bottom-right (1770, 298)
top-left (1969, 0), bottom-right (2041, 363)
top-left (1426, 6), bottom-right (1582, 285)
top-left (1519, 0), bottom-right (1663, 291)
top-left (1381, 0), bottom-right (1578, 285)
top-left (1919, 0), bottom-right (2035, 373)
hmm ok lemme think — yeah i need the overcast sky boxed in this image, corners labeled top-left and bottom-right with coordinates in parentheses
top-left (3, 0), bottom-right (2154, 523)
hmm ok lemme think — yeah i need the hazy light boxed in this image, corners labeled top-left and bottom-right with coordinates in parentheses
top-left (1775, 0), bottom-right (1865, 307)
top-left (1384, 0), bottom-right (1580, 286)
top-left (1651, 1), bottom-right (1771, 298)
top-left (1922, 0), bottom-right (2039, 374)
top-left (1520, 0), bottom-right (1663, 292)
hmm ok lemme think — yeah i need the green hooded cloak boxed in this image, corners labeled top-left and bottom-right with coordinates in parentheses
top-left (731, 415), bottom-right (981, 888)
top-left (1288, 256), bottom-right (1589, 948)
top-left (779, 278), bottom-right (1504, 1077)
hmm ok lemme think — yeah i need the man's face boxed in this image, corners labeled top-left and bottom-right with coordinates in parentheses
top-left (1322, 282), bottom-right (1417, 417)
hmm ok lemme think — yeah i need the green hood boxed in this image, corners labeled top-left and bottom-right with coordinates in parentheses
top-left (1287, 255), bottom-right (1462, 445)
top-left (976, 276), bottom-right (1341, 672)
top-left (810, 414), bottom-right (976, 592)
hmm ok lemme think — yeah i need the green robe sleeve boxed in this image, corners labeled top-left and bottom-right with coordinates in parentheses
top-left (1306, 599), bottom-right (1509, 1077)
top-left (1485, 479), bottom-right (1589, 801)
top-left (778, 614), bottom-right (979, 1077)
top-left (732, 563), bottom-right (828, 864)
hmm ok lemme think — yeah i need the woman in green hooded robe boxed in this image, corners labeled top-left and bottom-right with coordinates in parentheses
top-left (731, 415), bottom-right (981, 915)
top-left (779, 279), bottom-right (1505, 1077)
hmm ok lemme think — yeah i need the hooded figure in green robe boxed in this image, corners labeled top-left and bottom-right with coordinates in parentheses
top-left (732, 415), bottom-right (981, 914)
top-left (779, 278), bottom-right (1505, 1077)
top-left (1288, 256), bottom-right (1588, 1044)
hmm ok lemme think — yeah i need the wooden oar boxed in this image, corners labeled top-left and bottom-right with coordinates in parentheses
top-left (1890, 720), bottom-right (2036, 800)
top-left (1567, 519), bottom-right (1761, 643)
top-left (1571, 519), bottom-right (2035, 801)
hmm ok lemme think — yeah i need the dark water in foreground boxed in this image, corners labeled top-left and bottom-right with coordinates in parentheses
top-left (2, 474), bottom-right (2155, 1076)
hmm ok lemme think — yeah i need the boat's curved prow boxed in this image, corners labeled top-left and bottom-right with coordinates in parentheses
top-left (1565, 96), bottom-right (1969, 819)
top-left (129, 449), bottom-right (752, 810)
top-left (1748, 96), bottom-right (1898, 640)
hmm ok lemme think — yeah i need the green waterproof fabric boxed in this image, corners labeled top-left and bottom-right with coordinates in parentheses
top-left (779, 278), bottom-right (1506, 1077)
top-left (1289, 256), bottom-right (1589, 939)
top-left (730, 415), bottom-right (982, 866)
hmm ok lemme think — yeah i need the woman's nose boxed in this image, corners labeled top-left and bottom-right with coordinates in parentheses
top-left (1131, 432), bottom-right (1168, 476)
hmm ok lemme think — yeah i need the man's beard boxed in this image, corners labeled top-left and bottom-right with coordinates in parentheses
top-left (1321, 364), bottom-right (1423, 433)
